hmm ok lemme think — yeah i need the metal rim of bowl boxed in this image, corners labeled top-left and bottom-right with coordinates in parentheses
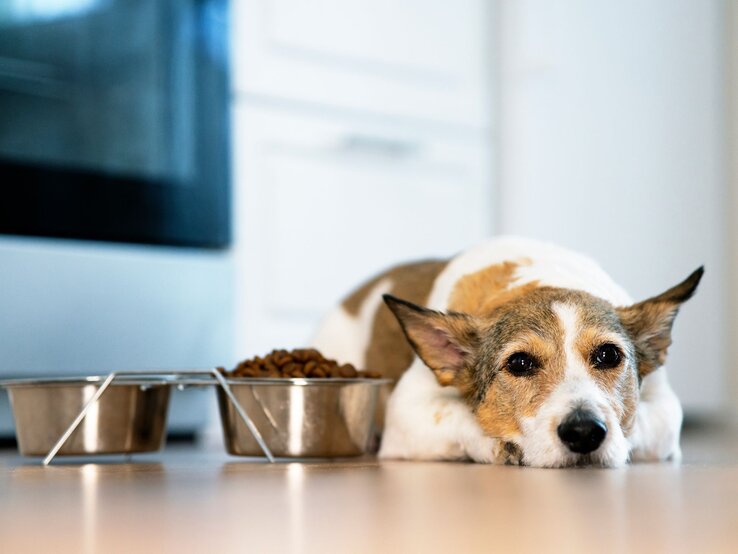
top-left (220, 377), bottom-right (393, 386)
top-left (0, 375), bottom-right (179, 388)
top-left (0, 375), bottom-right (393, 389)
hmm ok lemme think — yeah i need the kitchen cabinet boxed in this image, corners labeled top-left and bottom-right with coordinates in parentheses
top-left (226, 0), bottom-right (496, 363)
top-left (231, 105), bottom-right (493, 357)
top-left (232, 0), bottom-right (493, 128)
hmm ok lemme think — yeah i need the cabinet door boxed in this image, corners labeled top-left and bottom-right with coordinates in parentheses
top-left (232, 0), bottom-right (493, 128)
top-left (232, 105), bottom-right (494, 357)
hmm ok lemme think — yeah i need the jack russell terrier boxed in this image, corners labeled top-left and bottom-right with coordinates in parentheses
top-left (313, 237), bottom-right (702, 468)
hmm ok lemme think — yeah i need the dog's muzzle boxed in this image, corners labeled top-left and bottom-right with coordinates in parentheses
top-left (557, 408), bottom-right (607, 455)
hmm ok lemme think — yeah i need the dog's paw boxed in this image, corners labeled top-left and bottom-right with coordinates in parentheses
top-left (500, 442), bottom-right (524, 465)
top-left (464, 436), bottom-right (510, 464)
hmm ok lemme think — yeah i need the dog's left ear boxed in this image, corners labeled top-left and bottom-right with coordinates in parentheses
top-left (617, 266), bottom-right (704, 378)
top-left (383, 294), bottom-right (481, 386)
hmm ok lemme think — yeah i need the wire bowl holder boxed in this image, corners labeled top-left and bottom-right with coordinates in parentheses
top-left (34, 369), bottom-right (276, 465)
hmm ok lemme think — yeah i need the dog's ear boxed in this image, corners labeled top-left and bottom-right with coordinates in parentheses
top-left (617, 267), bottom-right (703, 379)
top-left (383, 294), bottom-right (480, 386)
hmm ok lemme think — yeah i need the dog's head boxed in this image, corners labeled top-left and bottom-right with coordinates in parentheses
top-left (384, 267), bottom-right (703, 468)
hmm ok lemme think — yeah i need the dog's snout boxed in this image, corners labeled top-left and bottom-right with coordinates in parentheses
top-left (557, 409), bottom-right (607, 454)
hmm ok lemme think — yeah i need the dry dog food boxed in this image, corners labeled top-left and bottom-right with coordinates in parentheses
top-left (223, 348), bottom-right (383, 379)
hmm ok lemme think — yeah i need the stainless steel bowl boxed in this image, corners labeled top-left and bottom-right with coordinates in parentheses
top-left (217, 378), bottom-right (390, 458)
top-left (3, 377), bottom-right (171, 456)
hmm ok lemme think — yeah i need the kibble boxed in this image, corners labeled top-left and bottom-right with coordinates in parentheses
top-left (223, 348), bottom-right (383, 379)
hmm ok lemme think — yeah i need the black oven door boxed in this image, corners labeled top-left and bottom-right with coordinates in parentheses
top-left (0, 0), bottom-right (230, 248)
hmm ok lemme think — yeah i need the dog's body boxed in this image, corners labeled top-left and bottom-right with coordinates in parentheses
top-left (313, 237), bottom-right (700, 467)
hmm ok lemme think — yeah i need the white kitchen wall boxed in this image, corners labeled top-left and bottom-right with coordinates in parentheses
top-left (497, 0), bottom-right (726, 412)
top-left (728, 1), bottom-right (738, 414)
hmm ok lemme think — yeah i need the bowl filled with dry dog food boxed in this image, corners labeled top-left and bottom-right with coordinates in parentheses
top-left (217, 348), bottom-right (389, 458)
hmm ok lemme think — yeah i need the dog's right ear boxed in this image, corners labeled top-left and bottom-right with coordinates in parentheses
top-left (383, 294), bottom-right (481, 386)
top-left (617, 266), bottom-right (704, 378)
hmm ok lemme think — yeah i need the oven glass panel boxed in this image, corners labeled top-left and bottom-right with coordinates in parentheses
top-left (0, 0), bottom-right (230, 247)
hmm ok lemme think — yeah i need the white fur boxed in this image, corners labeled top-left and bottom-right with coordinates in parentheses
top-left (314, 236), bottom-right (683, 467)
top-left (628, 367), bottom-right (683, 462)
top-left (379, 358), bottom-right (499, 462)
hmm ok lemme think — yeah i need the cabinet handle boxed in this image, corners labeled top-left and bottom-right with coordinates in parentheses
top-left (338, 134), bottom-right (421, 160)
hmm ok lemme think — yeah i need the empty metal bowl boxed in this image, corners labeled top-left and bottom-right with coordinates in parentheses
top-left (2, 377), bottom-right (171, 456)
top-left (217, 378), bottom-right (390, 458)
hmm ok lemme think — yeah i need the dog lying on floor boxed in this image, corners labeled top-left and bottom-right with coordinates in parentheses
top-left (313, 237), bottom-right (702, 467)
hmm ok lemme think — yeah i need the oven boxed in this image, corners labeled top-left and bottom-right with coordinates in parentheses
top-left (0, 0), bottom-right (232, 436)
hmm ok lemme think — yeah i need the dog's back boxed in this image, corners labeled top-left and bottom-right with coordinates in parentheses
top-left (313, 259), bottom-right (448, 383)
top-left (313, 236), bottom-right (631, 382)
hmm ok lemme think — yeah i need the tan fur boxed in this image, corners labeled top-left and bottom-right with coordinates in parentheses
top-left (617, 303), bottom-right (675, 377)
top-left (342, 260), bottom-right (447, 318)
top-left (473, 308), bottom-right (567, 439)
top-left (448, 259), bottom-right (537, 316)
top-left (616, 266), bottom-right (703, 378)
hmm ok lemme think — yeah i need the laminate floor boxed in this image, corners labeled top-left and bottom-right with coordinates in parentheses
top-left (1, 423), bottom-right (736, 554)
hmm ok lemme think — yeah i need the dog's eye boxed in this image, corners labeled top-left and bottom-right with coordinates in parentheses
top-left (506, 352), bottom-right (538, 377)
top-left (591, 343), bottom-right (622, 369)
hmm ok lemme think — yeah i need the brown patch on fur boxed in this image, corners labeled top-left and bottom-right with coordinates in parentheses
top-left (360, 261), bottom-right (448, 381)
top-left (474, 325), bottom-right (568, 440)
top-left (475, 386), bottom-right (524, 438)
top-left (617, 373), bottom-right (639, 433)
top-left (342, 260), bottom-right (447, 429)
top-left (617, 304), bottom-right (675, 377)
top-left (342, 260), bottom-right (447, 317)
top-left (436, 370), bottom-right (456, 386)
top-left (448, 259), bottom-right (538, 316)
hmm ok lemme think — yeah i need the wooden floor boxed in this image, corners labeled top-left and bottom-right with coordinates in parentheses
top-left (1, 425), bottom-right (737, 554)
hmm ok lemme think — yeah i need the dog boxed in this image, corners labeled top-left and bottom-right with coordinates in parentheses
top-left (313, 237), bottom-right (702, 467)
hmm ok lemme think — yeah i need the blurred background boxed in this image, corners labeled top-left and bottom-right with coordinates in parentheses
top-left (0, 0), bottom-right (734, 438)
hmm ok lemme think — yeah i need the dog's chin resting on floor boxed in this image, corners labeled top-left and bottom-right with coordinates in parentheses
top-left (313, 237), bottom-right (702, 468)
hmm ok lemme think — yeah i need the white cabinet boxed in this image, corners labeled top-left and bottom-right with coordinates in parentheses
top-left (232, 105), bottom-right (493, 357)
top-left (228, 1), bottom-right (495, 360)
top-left (232, 0), bottom-right (493, 128)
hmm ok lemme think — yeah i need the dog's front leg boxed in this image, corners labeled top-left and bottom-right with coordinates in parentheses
top-left (628, 367), bottom-right (683, 462)
top-left (380, 398), bottom-right (503, 464)
top-left (379, 361), bottom-right (505, 463)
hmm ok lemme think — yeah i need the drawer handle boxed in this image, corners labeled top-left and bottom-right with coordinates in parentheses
top-left (338, 134), bottom-right (421, 159)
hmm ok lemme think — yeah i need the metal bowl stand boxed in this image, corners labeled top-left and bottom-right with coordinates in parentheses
top-left (42, 369), bottom-right (275, 465)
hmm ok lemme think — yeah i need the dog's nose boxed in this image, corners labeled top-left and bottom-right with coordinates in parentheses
top-left (557, 409), bottom-right (607, 454)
